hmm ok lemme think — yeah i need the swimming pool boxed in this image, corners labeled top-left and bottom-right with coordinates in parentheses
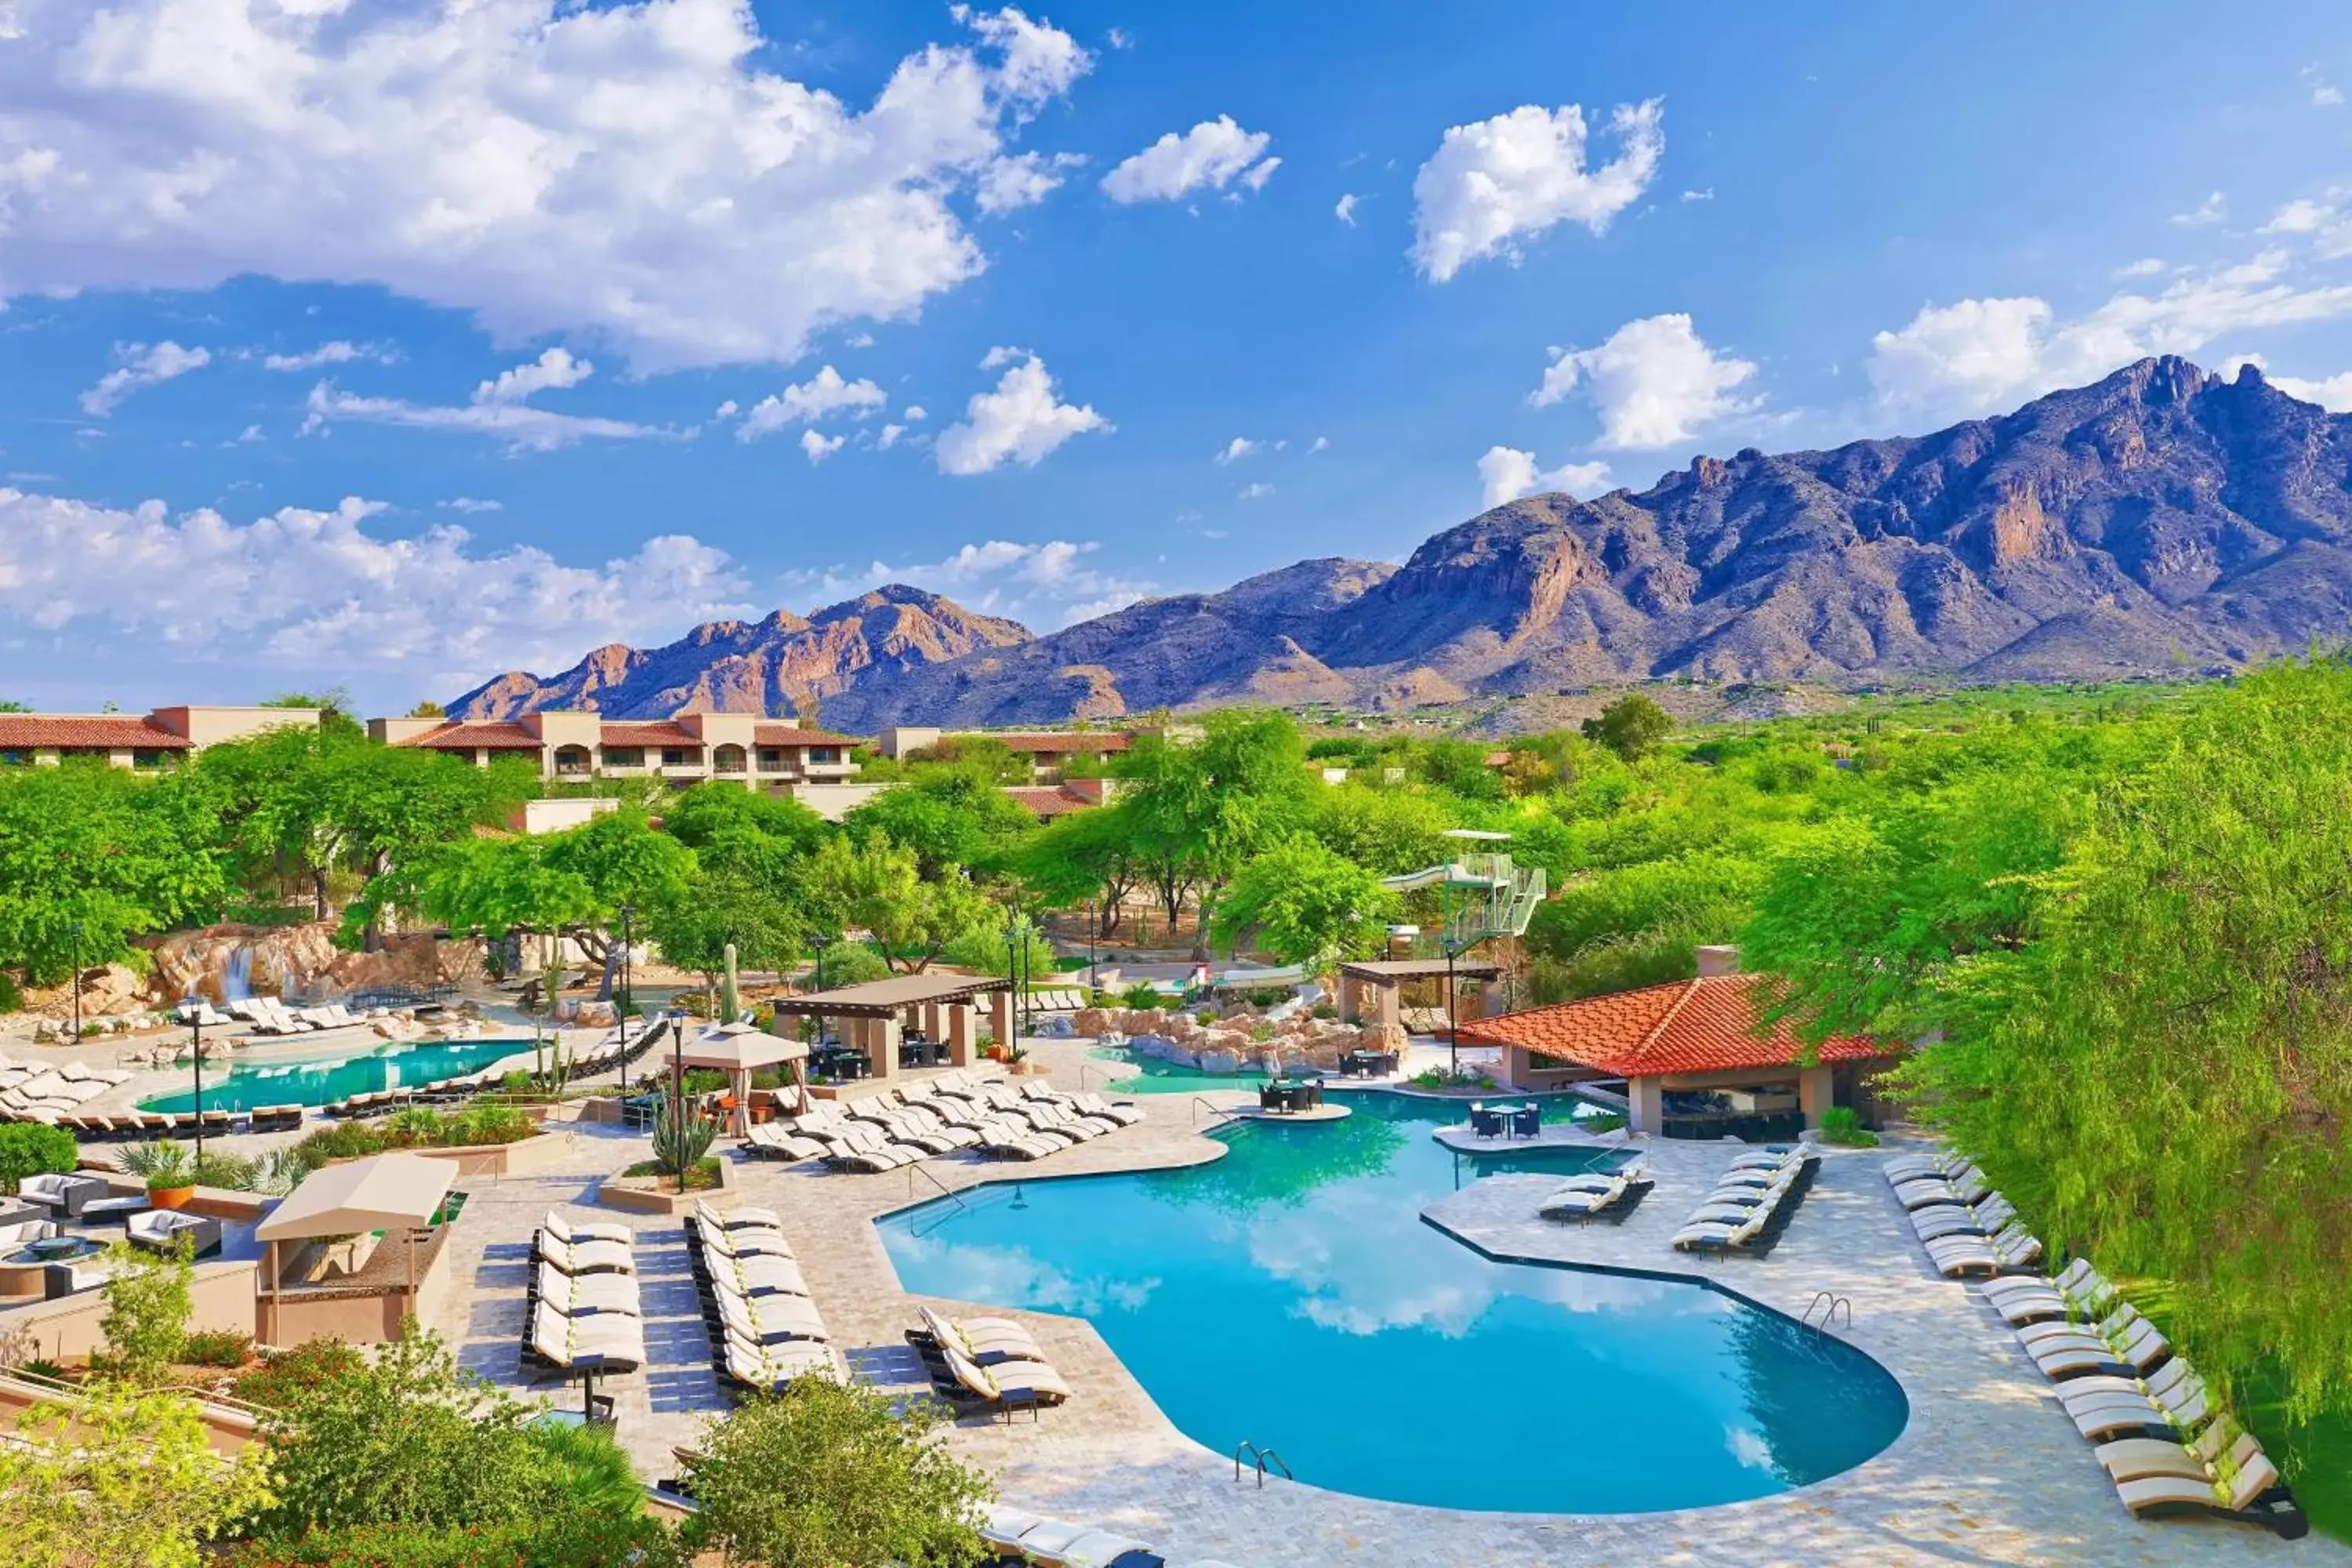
top-left (1087, 1045), bottom-right (1272, 1094)
top-left (877, 1092), bottom-right (1907, 1515)
top-left (136, 1037), bottom-right (535, 1113)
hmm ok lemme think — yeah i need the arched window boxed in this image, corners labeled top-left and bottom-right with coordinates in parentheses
top-left (553, 745), bottom-right (592, 776)
top-left (713, 743), bottom-right (747, 774)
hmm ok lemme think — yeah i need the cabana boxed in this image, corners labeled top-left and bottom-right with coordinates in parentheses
top-left (1334, 957), bottom-right (1503, 1036)
top-left (676, 1022), bottom-right (809, 1135)
top-left (254, 1152), bottom-right (455, 1345)
top-left (769, 973), bottom-right (1014, 1083)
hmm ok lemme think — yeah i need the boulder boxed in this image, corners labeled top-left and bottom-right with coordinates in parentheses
top-left (1196, 1049), bottom-right (1243, 1075)
top-left (1073, 1007), bottom-right (1112, 1038)
top-left (1357, 1022), bottom-right (1408, 1052)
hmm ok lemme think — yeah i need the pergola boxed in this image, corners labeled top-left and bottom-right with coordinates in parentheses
top-left (254, 1152), bottom-right (455, 1345)
top-left (1334, 957), bottom-right (1504, 1036)
top-left (768, 973), bottom-right (1014, 1082)
top-left (677, 1022), bottom-right (809, 1134)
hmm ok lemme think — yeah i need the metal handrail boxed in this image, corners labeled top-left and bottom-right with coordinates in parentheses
top-left (1800, 1292), bottom-right (1853, 1331)
top-left (1190, 1094), bottom-right (1241, 1126)
top-left (1232, 1440), bottom-right (1294, 1487)
top-left (909, 1162), bottom-right (970, 1213)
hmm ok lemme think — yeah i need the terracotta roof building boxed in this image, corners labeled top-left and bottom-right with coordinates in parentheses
top-left (370, 710), bottom-right (861, 796)
top-left (0, 706), bottom-right (321, 769)
top-left (873, 725), bottom-right (1136, 781)
top-left (1004, 779), bottom-right (1116, 819)
top-left (1456, 950), bottom-right (1900, 1136)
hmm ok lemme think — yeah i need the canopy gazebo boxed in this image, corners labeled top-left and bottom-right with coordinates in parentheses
top-left (677, 1022), bottom-right (809, 1134)
top-left (1335, 957), bottom-right (1504, 1036)
top-left (768, 973), bottom-right (1014, 1083)
top-left (254, 1152), bottom-right (456, 1345)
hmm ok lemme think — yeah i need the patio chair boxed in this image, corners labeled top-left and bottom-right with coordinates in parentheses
top-left (1468, 1107), bottom-right (1504, 1139)
top-left (1539, 1176), bottom-right (1629, 1221)
top-left (18, 1172), bottom-right (107, 1218)
top-left (746, 1123), bottom-right (829, 1162)
top-left (915, 1304), bottom-right (1049, 1367)
top-left (543, 1209), bottom-right (635, 1247)
top-left (2099, 1418), bottom-right (2257, 1485)
top-left (2114, 1450), bottom-right (2304, 1536)
top-left (721, 1330), bottom-right (845, 1395)
top-left (937, 1342), bottom-right (1069, 1421)
top-left (127, 1209), bottom-right (221, 1258)
top-left (0, 1219), bottom-right (59, 1247)
top-left (535, 1261), bottom-right (643, 1316)
top-left (535, 1234), bottom-right (635, 1276)
top-left (1512, 1105), bottom-right (1541, 1138)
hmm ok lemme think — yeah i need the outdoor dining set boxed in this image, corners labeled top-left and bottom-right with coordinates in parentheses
top-left (1468, 1102), bottom-right (1544, 1139)
top-left (1256, 1076), bottom-right (1327, 1114)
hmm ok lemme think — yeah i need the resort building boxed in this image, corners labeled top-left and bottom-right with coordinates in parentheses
top-left (873, 726), bottom-right (1134, 781)
top-left (1457, 946), bottom-right (1900, 1138)
top-left (1004, 777), bottom-right (1117, 818)
top-left (0, 704), bottom-right (321, 768)
top-left (370, 711), bottom-right (860, 792)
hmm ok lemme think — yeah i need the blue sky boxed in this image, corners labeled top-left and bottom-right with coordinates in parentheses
top-left (5, 0), bottom-right (2352, 714)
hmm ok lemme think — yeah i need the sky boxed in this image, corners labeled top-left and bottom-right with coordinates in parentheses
top-left (5, 0), bottom-right (2352, 716)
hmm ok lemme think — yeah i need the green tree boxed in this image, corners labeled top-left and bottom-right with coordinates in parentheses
top-left (0, 1123), bottom-right (77, 1192)
top-left (842, 764), bottom-right (1036, 880)
top-left (1116, 711), bottom-right (1312, 952)
top-left (0, 762), bottom-right (226, 985)
top-left (806, 832), bottom-right (992, 972)
top-left (1014, 805), bottom-right (1142, 934)
top-left (681, 1380), bottom-right (990, 1568)
top-left (0, 1382), bottom-right (274, 1568)
top-left (644, 869), bottom-right (808, 989)
top-left (1581, 693), bottom-right (1675, 760)
top-left (1210, 837), bottom-right (1399, 972)
top-left (1308, 785), bottom-right (1454, 876)
top-left (97, 1236), bottom-right (194, 1385)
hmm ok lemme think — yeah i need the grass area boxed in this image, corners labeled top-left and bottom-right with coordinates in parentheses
top-left (2128, 1280), bottom-right (2351, 1543)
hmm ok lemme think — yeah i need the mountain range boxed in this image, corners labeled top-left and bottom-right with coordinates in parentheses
top-left (449, 357), bottom-right (2352, 728)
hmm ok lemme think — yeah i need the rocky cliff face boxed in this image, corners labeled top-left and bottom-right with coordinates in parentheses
top-left (448, 585), bottom-right (1032, 721)
top-left (451, 359), bottom-right (2352, 726)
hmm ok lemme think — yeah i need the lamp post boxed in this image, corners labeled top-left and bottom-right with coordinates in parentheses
top-left (811, 934), bottom-right (833, 1057)
top-left (67, 919), bottom-right (82, 1045)
top-left (1004, 918), bottom-right (1024, 1047)
top-left (1446, 944), bottom-right (1459, 1081)
top-left (1086, 902), bottom-right (1098, 991)
top-left (617, 903), bottom-right (635, 1036)
top-left (180, 996), bottom-right (206, 1171)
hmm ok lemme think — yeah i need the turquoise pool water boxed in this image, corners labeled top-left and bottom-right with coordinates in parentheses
top-left (877, 1092), bottom-right (1907, 1515)
top-left (1089, 1046), bottom-right (1271, 1094)
top-left (136, 1038), bottom-right (534, 1113)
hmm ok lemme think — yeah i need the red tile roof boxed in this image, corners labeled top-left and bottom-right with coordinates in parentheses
top-left (971, 731), bottom-right (1133, 753)
top-left (1006, 785), bottom-right (1100, 819)
top-left (396, 721), bottom-right (544, 750)
top-left (0, 716), bottom-right (191, 750)
top-left (597, 722), bottom-right (701, 747)
top-left (1455, 973), bottom-right (1896, 1078)
top-left (753, 725), bottom-right (857, 747)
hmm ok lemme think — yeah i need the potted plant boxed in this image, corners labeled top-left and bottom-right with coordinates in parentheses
top-left (119, 1139), bottom-right (196, 1210)
top-left (1004, 1042), bottom-right (1033, 1076)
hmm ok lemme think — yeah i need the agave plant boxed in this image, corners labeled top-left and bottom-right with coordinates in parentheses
top-left (650, 1093), bottom-right (718, 1183)
top-left (117, 1139), bottom-right (194, 1190)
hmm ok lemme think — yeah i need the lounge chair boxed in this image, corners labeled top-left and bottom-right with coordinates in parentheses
top-left (2071, 1378), bottom-right (2216, 1444)
top-left (1000, 1517), bottom-right (1156, 1567)
top-left (938, 1342), bottom-right (1069, 1421)
top-left (745, 1123), bottom-right (829, 1161)
top-left (712, 1284), bottom-right (829, 1344)
top-left (2114, 1450), bottom-right (2304, 1536)
top-left (2019, 1302), bottom-right (2140, 1351)
top-left (2098, 1417), bottom-right (2256, 1484)
top-left (1539, 1176), bottom-right (1631, 1221)
top-left (2058, 1355), bottom-right (2198, 1418)
top-left (536, 1261), bottom-right (643, 1316)
top-left (1911, 1196), bottom-right (2016, 1242)
top-left (713, 1252), bottom-right (811, 1298)
top-left (916, 1304), bottom-right (1048, 1367)
top-left (819, 1123), bottom-right (927, 1172)
top-left (535, 1234), bottom-right (635, 1276)
top-left (543, 1209), bottom-right (634, 1247)
top-left (721, 1330), bottom-right (845, 1395)
top-left (975, 1116), bottom-right (1067, 1160)
top-left (529, 1299), bottom-right (646, 1374)
top-left (1672, 1210), bottom-right (1768, 1252)
top-left (2034, 1320), bottom-right (2169, 1381)
top-left (695, 1199), bottom-right (785, 1232)
top-left (894, 1103), bottom-right (985, 1149)
top-left (1893, 1169), bottom-right (1992, 1211)
top-left (695, 1216), bottom-right (794, 1260)
top-left (1063, 1092), bottom-right (1145, 1127)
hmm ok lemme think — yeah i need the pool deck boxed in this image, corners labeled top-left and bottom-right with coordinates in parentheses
top-left (387, 1033), bottom-right (2349, 1567)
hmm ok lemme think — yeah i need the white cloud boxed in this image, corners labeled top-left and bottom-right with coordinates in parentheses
top-left (1409, 100), bottom-right (1663, 282)
top-left (1101, 115), bottom-right (1276, 202)
top-left (0, 485), bottom-right (748, 682)
top-left (300, 347), bottom-right (667, 452)
top-left (1214, 436), bottom-right (1258, 464)
top-left (877, 423), bottom-right (907, 449)
top-left (975, 150), bottom-right (1086, 213)
top-left (935, 350), bottom-right (1109, 474)
top-left (1477, 445), bottom-right (1612, 508)
top-left (261, 340), bottom-right (394, 372)
top-left (1106, 27), bottom-right (1131, 49)
top-left (1308, 435), bottom-right (1329, 453)
top-left (231, 424), bottom-right (263, 445)
top-left (474, 347), bottom-right (592, 406)
top-left (1334, 193), bottom-right (1358, 226)
top-left (2172, 191), bottom-right (2227, 226)
top-left (1531, 314), bottom-right (1758, 449)
top-left (2263, 199), bottom-right (2332, 234)
top-left (0, 3), bottom-right (1091, 374)
top-left (799, 429), bottom-right (845, 464)
top-left (905, 405), bottom-right (928, 421)
top-left (789, 536), bottom-right (1151, 625)
top-left (1867, 252), bottom-right (2352, 423)
top-left (1680, 187), bottom-right (1714, 202)
top-left (2319, 85), bottom-right (2347, 107)
top-left (2267, 368), bottom-right (2352, 410)
top-left (2114, 257), bottom-right (2166, 278)
top-left (441, 497), bottom-right (503, 513)
top-left (79, 340), bottom-right (211, 415)
top-left (1237, 481), bottom-right (1272, 499)
top-left (735, 365), bottom-right (887, 441)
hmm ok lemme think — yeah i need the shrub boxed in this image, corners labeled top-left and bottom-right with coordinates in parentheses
top-left (193, 1149), bottom-right (259, 1190)
top-left (445, 1100), bottom-right (533, 1146)
top-left (234, 1338), bottom-right (368, 1410)
top-left (118, 1139), bottom-right (194, 1192)
top-left (621, 1156), bottom-right (721, 1192)
top-left (16, 1358), bottom-right (65, 1382)
top-left (1817, 1106), bottom-right (1880, 1147)
top-left (1194, 1010), bottom-right (1218, 1026)
top-left (0, 1123), bottom-right (76, 1193)
top-left (1581, 1111), bottom-right (1629, 1135)
top-left (1120, 982), bottom-right (1160, 1010)
top-left (680, 1068), bottom-right (729, 1095)
top-left (1245, 986), bottom-right (1289, 1008)
top-left (379, 1106), bottom-right (448, 1147)
top-left (1309, 1002), bottom-right (1338, 1020)
top-left (0, 971), bottom-right (20, 1013)
top-left (181, 1327), bottom-right (256, 1368)
top-left (97, 1238), bottom-right (194, 1384)
top-left (650, 1096), bottom-right (718, 1180)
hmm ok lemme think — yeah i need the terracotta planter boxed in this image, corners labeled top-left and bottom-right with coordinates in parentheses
top-left (149, 1185), bottom-right (196, 1210)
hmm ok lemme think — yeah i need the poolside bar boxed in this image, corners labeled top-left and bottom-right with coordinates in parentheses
top-left (253, 1152), bottom-right (457, 1346)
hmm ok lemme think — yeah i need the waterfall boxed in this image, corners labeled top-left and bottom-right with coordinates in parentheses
top-left (222, 946), bottom-right (256, 1003)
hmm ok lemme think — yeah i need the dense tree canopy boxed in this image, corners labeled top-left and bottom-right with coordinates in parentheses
top-left (1210, 837), bottom-right (1399, 971)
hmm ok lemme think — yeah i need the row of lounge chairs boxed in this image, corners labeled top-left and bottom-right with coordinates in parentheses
top-left (1885, 1156), bottom-right (2047, 1276)
top-left (907, 1304), bottom-right (1073, 1423)
top-left (323, 1071), bottom-right (508, 1119)
top-left (1671, 1145), bottom-right (1817, 1251)
top-left (1537, 1160), bottom-right (1651, 1222)
top-left (1892, 1152), bottom-right (2307, 1538)
top-left (980, 1504), bottom-right (1240, 1566)
top-left (745, 1072), bottom-right (1145, 1171)
top-left (683, 1199), bottom-right (850, 1396)
top-left (223, 997), bottom-right (368, 1034)
top-left (30, 1107), bottom-right (243, 1138)
top-left (524, 1210), bottom-right (646, 1374)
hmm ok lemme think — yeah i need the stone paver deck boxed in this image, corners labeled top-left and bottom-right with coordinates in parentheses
top-left (400, 1037), bottom-right (2344, 1566)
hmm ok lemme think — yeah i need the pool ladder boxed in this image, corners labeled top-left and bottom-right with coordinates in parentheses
top-left (1232, 1440), bottom-right (1294, 1488)
top-left (1802, 1292), bottom-right (1853, 1332)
